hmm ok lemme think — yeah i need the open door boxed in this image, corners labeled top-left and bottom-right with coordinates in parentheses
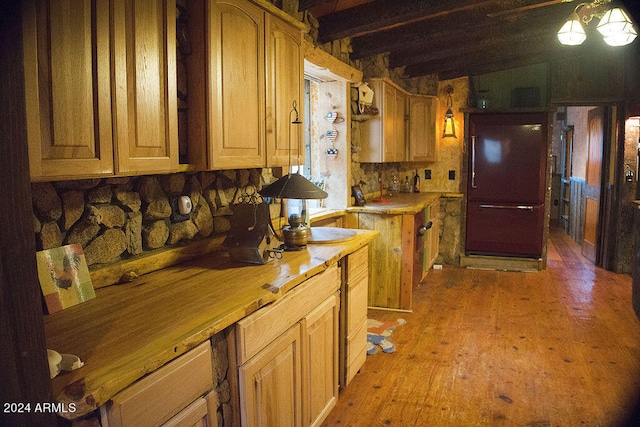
top-left (582, 107), bottom-right (604, 263)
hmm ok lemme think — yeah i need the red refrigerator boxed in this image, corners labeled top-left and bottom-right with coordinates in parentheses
top-left (466, 113), bottom-right (548, 258)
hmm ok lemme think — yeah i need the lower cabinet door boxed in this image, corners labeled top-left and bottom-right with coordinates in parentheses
top-left (345, 319), bottom-right (367, 386)
top-left (302, 294), bottom-right (339, 427)
top-left (239, 323), bottom-right (302, 427)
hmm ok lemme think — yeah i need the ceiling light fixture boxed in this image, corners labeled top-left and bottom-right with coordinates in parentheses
top-left (557, 0), bottom-right (637, 47)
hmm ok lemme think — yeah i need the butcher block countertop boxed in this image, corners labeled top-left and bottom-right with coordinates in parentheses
top-left (44, 230), bottom-right (379, 419)
top-left (348, 192), bottom-right (441, 215)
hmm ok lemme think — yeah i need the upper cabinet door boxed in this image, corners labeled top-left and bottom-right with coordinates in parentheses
top-left (208, 0), bottom-right (266, 169)
top-left (265, 14), bottom-right (304, 168)
top-left (382, 82), bottom-right (397, 162)
top-left (23, 0), bottom-right (114, 181)
top-left (112, 0), bottom-right (179, 175)
top-left (408, 95), bottom-right (437, 162)
top-left (359, 78), bottom-right (410, 163)
top-left (383, 83), bottom-right (405, 162)
top-left (394, 89), bottom-right (407, 162)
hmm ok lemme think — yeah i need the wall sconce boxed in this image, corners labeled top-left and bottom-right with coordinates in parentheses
top-left (597, 7), bottom-right (638, 46)
top-left (442, 85), bottom-right (456, 138)
top-left (557, 1), bottom-right (637, 47)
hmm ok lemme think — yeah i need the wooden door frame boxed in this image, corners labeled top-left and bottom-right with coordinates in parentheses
top-left (597, 105), bottom-right (617, 270)
top-left (0, 4), bottom-right (55, 425)
top-left (551, 103), bottom-right (619, 270)
top-left (559, 125), bottom-right (574, 230)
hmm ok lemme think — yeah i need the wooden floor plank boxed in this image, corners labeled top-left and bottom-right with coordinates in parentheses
top-left (323, 227), bottom-right (640, 426)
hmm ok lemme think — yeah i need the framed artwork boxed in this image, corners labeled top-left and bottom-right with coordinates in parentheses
top-left (352, 185), bottom-right (366, 206)
top-left (36, 243), bottom-right (95, 314)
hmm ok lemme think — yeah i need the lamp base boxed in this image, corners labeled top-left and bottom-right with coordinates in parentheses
top-left (284, 244), bottom-right (306, 251)
top-left (282, 226), bottom-right (308, 251)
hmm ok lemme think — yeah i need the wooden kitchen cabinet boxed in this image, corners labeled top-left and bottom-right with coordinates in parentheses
top-left (161, 396), bottom-right (208, 427)
top-left (266, 12), bottom-right (305, 167)
top-left (359, 78), bottom-right (438, 164)
top-left (112, 0), bottom-right (179, 175)
top-left (235, 265), bottom-right (339, 426)
top-left (360, 78), bottom-right (407, 163)
top-left (188, 0), bottom-right (304, 170)
top-left (351, 199), bottom-right (439, 310)
top-left (239, 323), bottom-right (302, 427)
top-left (340, 246), bottom-right (369, 387)
top-left (408, 94), bottom-right (438, 162)
top-left (301, 294), bottom-right (339, 426)
top-left (23, 0), bottom-right (114, 180)
top-left (412, 198), bottom-right (440, 286)
top-left (101, 341), bottom-right (214, 427)
top-left (23, 0), bottom-right (178, 181)
top-left (425, 197), bottom-right (440, 268)
top-left (356, 212), bottom-right (408, 309)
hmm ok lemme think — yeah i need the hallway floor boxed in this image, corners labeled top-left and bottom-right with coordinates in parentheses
top-left (323, 227), bottom-right (640, 426)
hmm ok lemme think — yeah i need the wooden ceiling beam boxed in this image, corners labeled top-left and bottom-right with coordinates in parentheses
top-left (388, 19), bottom-right (564, 68)
top-left (402, 34), bottom-right (556, 76)
top-left (350, 2), bottom-right (574, 60)
top-left (405, 50), bottom-right (552, 80)
top-left (350, 8), bottom-right (494, 59)
top-left (402, 35), bottom-right (607, 79)
top-left (315, 0), bottom-right (499, 43)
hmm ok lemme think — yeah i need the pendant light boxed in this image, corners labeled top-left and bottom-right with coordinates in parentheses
top-left (259, 101), bottom-right (328, 200)
top-left (259, 100), bottom-right (327, 251)
top-left (442, 85), bottom-right (456, 138)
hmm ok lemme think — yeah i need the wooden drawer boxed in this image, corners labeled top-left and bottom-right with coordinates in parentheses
top-left (104, 341), bottom-right (213, 427)
top-left (236, 265), bottom-right (339, 365)
top-left (345, 319), bottom-right (367, 386)
top-left (347, 279), bottom-right (367, 333)
top-left (347, 246), bottom-right (368, 289)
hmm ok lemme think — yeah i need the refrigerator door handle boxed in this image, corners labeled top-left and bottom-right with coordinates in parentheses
top-left (479, 204), bottom-right (535, 212)
top-left (471, 136), bottom-right (477, 188)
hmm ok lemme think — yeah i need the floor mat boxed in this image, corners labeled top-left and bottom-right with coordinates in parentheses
top-left (366, 318), bottom-right (405, 354)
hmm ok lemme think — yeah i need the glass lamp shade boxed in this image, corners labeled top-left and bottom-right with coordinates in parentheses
top-left (557, 17), bottom-right (587, 45)
top-left (443, 107), bottom-right (456, 138)
top-left (597, 8), bottom-right (637, 46)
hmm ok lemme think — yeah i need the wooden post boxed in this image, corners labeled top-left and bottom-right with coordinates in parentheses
top-left (0, 1), bottom-right (55, 425)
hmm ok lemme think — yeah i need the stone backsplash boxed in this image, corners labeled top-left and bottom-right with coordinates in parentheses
top-left (32, 169), bottom-right (278, 267)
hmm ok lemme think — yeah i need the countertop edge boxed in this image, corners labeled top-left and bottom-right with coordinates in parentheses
top-left (347, 192), bottom-right (442, 215)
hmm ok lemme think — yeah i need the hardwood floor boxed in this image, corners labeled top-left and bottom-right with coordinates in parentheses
top-left (324, 227), bottom-right (640, 426)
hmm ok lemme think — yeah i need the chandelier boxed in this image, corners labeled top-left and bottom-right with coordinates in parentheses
top-left (557, 0), bottom-right (637, 46)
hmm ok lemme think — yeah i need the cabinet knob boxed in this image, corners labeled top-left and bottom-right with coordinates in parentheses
top-left (417, 221), bottom-right (433, 236)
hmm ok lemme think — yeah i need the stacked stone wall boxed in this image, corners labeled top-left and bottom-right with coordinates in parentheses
top-left (32, 169), bottom-right (276, 267)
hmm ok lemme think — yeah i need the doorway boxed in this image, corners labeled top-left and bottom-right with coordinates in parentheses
top-left (552, 105), bottom-right (614, 269)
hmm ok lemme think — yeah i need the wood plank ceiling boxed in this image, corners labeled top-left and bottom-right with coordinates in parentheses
top-left (298, 0), bottom-right (640, 80)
